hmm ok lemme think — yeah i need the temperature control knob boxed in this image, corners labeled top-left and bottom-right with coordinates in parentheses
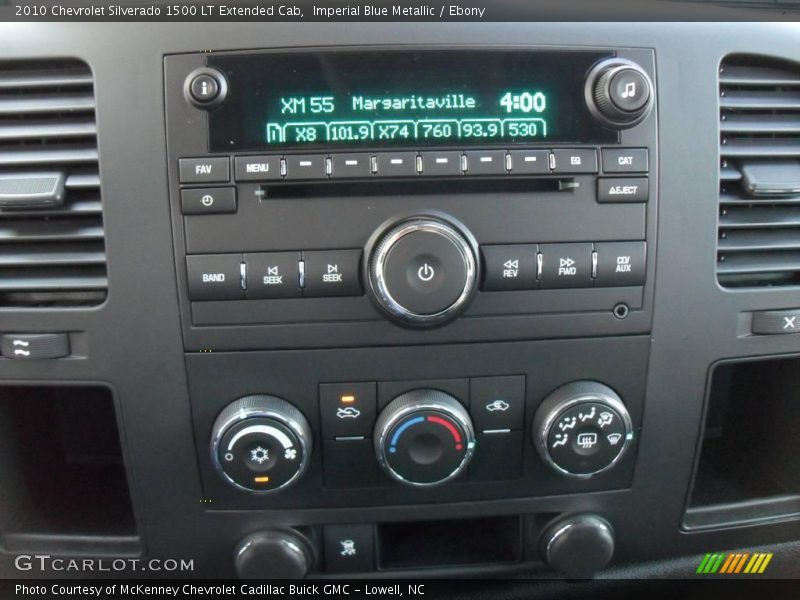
top-left (211, 395), bottom-right (312, 493)
top-left (585, 59), bottom-right (653, 128)
top-left (366, 214), bottom-right (479, 327)
top-left (374, 389), bottom-right (476, 487)
top-left (532, 382), bottom-right (633, 478)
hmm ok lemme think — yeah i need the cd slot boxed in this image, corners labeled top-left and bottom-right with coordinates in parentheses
top-left (256, 176), bottom-right (576, 200)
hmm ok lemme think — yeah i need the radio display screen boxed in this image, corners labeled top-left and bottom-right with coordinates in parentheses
top-left (207, 50), bottom-right (618, 152)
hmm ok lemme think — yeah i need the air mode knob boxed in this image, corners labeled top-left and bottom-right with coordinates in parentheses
top-left (585, 59), bottom-right (653, 128)
top-left (211, 395), bottom-right (312, 493)
top-left (365, 214), bottom-right (479, 327)
top-left (374, 389), bottom-right (476, 487)
top-left (532, 381), bottom-right (633, 478)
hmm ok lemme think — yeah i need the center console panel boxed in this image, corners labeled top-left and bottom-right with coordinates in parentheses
top-left (163, 44), bottom-right (658, 577)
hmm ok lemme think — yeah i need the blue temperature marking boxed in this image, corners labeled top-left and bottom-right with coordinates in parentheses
top-left (389, 416), bottom-right (425, 450)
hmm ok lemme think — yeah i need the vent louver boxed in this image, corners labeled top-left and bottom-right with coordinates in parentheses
top-left (717, 55), bottom-right (800, 288)
top-left (0, 59), bottom-right (106, 306)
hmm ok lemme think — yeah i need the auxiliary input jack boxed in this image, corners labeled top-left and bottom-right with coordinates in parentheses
top-left (613, 303), bottom-right (629, 319)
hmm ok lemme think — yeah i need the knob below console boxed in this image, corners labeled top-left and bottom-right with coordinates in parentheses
top-left (234, 529), bottom-right (314, 579)
top-left (585, 59), bottom-right (653, 128)
top-left (366, 214), bottom-right (479, 327)
top-left (532, 381), bottom-right (632, 478)
top-left (541, 515), bottom-right (615, 578)
top-left (211, 395), bottom-right (312, 493)
top-left (374, 389), bottom-right (476, 486)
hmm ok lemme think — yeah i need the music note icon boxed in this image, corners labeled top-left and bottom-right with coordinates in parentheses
top-left (621, 81), bottom-right (637, 99)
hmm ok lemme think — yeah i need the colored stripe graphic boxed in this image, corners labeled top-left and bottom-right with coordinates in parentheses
top-left (720, 554), bottom-right (736, 574)
top-left (700, 552), bottom-right (774, 575)
top-left (697, 554), bottom-right (712, 574)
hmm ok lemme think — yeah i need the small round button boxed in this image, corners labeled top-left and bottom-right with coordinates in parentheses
top-left (190, 74), bottom-right (219, 103)
top-left (609, 69), bottom-right (649, 113)
top-left (367, 215), bottom-right (479, 327)
top-left (184, 68), bottom-right (228, 110)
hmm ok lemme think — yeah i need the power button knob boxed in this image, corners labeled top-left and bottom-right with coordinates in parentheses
top-left (366, 214), bottom-right (479, 327)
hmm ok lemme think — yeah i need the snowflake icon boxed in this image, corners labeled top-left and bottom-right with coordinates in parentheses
top-left (250, 446), bottom-right (269, 465)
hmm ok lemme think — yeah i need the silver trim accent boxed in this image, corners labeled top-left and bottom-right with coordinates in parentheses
top-left (591, 250), bottom-right (598, 280)
top-left (210, 395), bottom-right (312, 494)
top-left (460, 154), bottom-right (468, 173)
top-left (483, 428), bottom-right (511, 434)
top-left (280, 158), bottom-right (287, 177)
top-left (298, 259), bottom-right (305, 289)
top-left (240, 261), bottom-right (247, 291)
top-left (368, 218), bottom-right (477, 326)
top-left (370, 155), bottom-right (378, 174)
top-left (374, 390), bottom-right (476, 488)
top-left (536, 252), bottom-right (543, 281)
top-left (504, 153), bottom-right (512, 171)
top-left (325, 156), bottom-right (332, 176)
top-left (415, 155), bottom-right (423, 174)
top-left (532, 381), bottom-right (633, 479)
top-left (548, 152), bottom-right (556, 170)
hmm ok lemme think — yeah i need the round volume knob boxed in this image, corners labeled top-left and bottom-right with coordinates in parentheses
top-left (234, 529), bottom-right (314, 579)
top-left (585, 59), bottom-right (653, 128)
top-left (374, 389), bottom-right (476, 487)
top-left (366, 214), bottom-right (479, 327)
top-left (532, 382), bottom-right (633, 478)
top-left (211, 395), bottom-right (312, 493)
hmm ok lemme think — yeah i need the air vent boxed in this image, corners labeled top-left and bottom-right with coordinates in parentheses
top-left (0, 59), bottom-right (106, 306)
top-left (717, 55), bottom-right (800, 288)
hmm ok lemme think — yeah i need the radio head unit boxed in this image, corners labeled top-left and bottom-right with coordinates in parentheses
top-left (165, 46), bottom-right (657, 350)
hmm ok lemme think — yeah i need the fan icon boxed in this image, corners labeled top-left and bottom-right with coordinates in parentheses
top-left (284, 448), bottom-right (297, 460)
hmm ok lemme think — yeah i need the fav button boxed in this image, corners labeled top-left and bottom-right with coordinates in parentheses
top-left (186, 254), bottom-right (243, 300)
top-left (539, 243), bottom-right (593, 288)
top-left (245, 252), bottom-right (301, 299)
top-left (181, 187), bottom-right (236, 215)
top-left (303, 249), bottom-right (362, 297)
top-left (594, 242), bottom-right (646, 287)
top-left (178, 157), bottom-right (230, 183)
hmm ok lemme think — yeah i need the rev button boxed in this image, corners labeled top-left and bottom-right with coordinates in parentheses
top-left (481, 245), bottom-right (537, 291)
